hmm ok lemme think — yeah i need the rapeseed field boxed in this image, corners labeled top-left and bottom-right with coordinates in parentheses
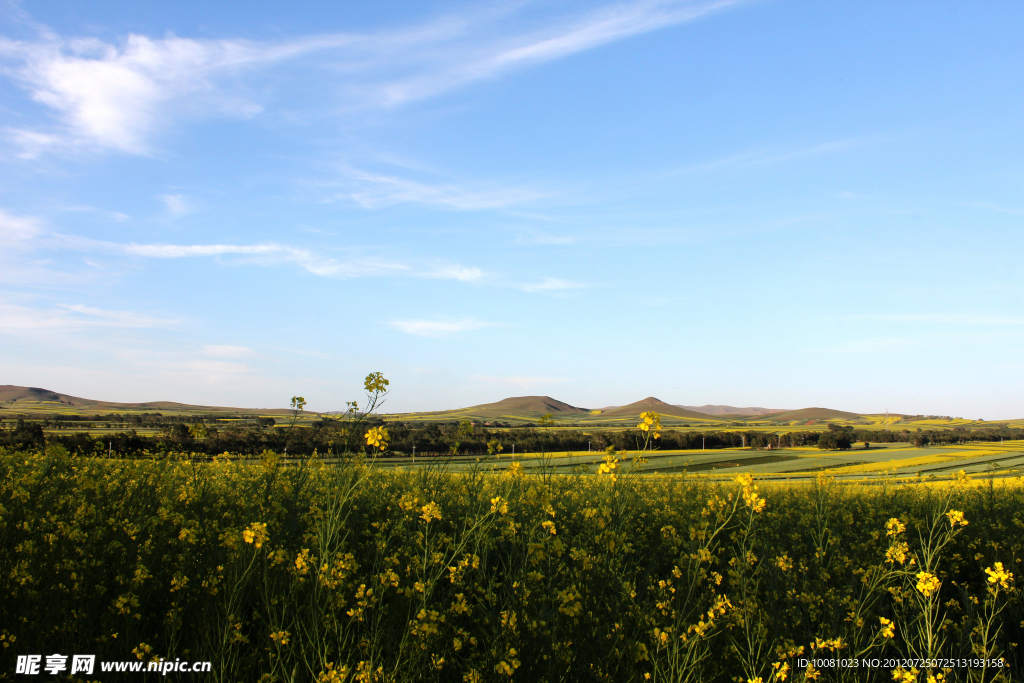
top-left (1, 446), bottom-right (1021, 682)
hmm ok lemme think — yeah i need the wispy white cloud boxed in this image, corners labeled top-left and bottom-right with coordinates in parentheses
top-left (160, 194), bottom-right (190, 216)
top-left (514, 230), bottom-right (576, 245)
top-left (961, 201), bottom-right (1024, 217)
top-left (0, 33), bottom-right (269, 154)
top-left (57, 303), bottom-right (179, 328)
top-left (388, 318), bottom-right (498, 338)
top-left (475, 375), bottom-right (570, 390)
top-left (119, 242), bottom-right (410, 277)
top-left (0, 208), bottom-right (43, 240)
top-left (0, 301), bottom-right (179, 332)
top-left (340, 166), bottom-right (547, 210)
top-left (4, 127), bottom-right (65, 158)
top-left (1, 0), bottom-right (741, 155)
top-left (203, 344), bottom-right (257, 358)
top-left (81, 238), bottom-right (409, 278)
top-left (520, 277), bottom-right (584, 293)
top-left (846, 313), bottom-right (1024, 326)
top-left (1, 208), bottom-right (487, 282)
top-left (820, 328), bottom-right (1024, 354)
top-left (819, 337), bottom-right (917, 354)
top-left (61, 205), bottom-right (131, 222)
top-left (374, 0), bottom-right (744, 105)
top-left (672, 138), bottom-right (873, 176)
top-left (114, 347), bottom-right (256, 382)
top-left (421, 263), bottom-right (483, 282)
top-left (885, 313), bottom-right (1024, 326)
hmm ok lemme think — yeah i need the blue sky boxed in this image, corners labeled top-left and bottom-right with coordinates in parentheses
top-left (1, 0), bottom-right (1022, 417)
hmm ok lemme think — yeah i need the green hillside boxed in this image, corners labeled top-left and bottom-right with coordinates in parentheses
top-left (597, 397), bottom-right (715, 420)
top-left (468, 395), bottom-right (587, 415)
top-left (766, 407), bottom-right (863, 422)
top-left (0, 385), bottom-right (291, 416)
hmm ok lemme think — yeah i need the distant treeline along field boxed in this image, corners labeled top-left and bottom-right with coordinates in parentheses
top-left (2, 416), bottom-right (1023, 457)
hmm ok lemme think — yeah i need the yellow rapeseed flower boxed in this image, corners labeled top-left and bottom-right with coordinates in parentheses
top-left (879, 617), bottom-right (895, 639)
top-left (242, 522), bottom-right (268, 549)
top-left (420, 502), bottom-right (442, 524)
top-left (734, 473), bottom-right (754, 488)
top-left (915, 572), bottom-right (940, 597)
top-left (886, 541), bottom-right (910, 565)
top-left (885, 518), bottom-right (906, 537)
top-left (598, 449), bottom-right (620, 481)
top-left (317, 663), bottom-right (350, 683)
top-left (945, 509), bottom-right (967, 528)
top-left (892, 667), bottom-right (919, 683)
top-left (637, 411), bottom-right (662, 438)
top-left (985, 562), bottom-right (1013, 590)
top-left (365, 426), bottom-right (389, 450)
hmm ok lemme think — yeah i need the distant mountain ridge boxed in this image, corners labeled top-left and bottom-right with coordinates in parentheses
top-left (599, 397), bottom-right (715, 420)
top-left (766, 407), bottom-right (861, 421)
top-left (464, 396), bottom-right (587, 415)
top-left (1, 385), bottom-right (870, 422)
top-left (678, 404), bottom-right (787, 417)
top-left (0, 385), bottom-right (287, 414)
top-left (0, 386), bottom-right (70, 403)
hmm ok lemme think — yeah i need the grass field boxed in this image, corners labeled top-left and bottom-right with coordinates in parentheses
top-left (367, 441), bottom-right (1024, 483)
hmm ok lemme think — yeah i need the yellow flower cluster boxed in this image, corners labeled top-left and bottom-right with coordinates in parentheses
top-left (293, 549), bottom-right (311, 576)
top-left (886, 541), bottom-right (910, 565)
top-left (735, 473), bottom-right (766, 513)
top-left (242, 522), bottom-right (268, 549)
top-left (770, 661), bottom-right (790, 682)
top-left (915, 572), bottom-right (941, 597)
top-left (985, 562), bottom-right (1013, 590)
top-left (420, 501), bottom-right (442, 524)
top-left (885, 517), bottom-right (905, 537)
top-left (637, 411), bottom-right (662, 439)
top-left (365, 426), bottom-right (389, 450)
top-left (879, 617), bottom-right (895, 639)
top-left (597, 448), bottom-right (620, 482)
top-left (945, 509), bottom-right (968, 528)
top-left (316, 662), bottom-right (350, 683)
top-left (884, 518), bottom-right (910, 565)
top-left (494, 648), bottom-right (520, 676)
top-left (892, 667), bottom-right (920, 683)
top-left (489, 496), bottom-right (508, 515)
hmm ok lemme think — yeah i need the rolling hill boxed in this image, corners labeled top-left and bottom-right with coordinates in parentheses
top-left (598, 397), bottom-right (717, 420)
top-left (765, 407), bottom-right (862, 422)
top-left (0, 385), bottom-right (290, 415)
top-left (0, 386), bottom-right (72, 403)
top-left (6, 386), bottom-right (1007, 427)
top-left (463, 396), bottom-right (588, 417)
top-left (679, 404), bottom-right (787, 417)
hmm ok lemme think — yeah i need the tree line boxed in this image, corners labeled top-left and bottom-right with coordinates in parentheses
top-left (3, 417), bottom-right (1023, 457)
